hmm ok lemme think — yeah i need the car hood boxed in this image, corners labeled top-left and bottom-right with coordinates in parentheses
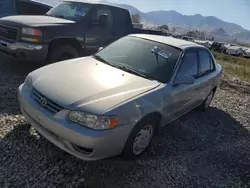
top-left (30, 57), bottom-right (160, 114)
top-left (0, 15), bottom-right (75, 27)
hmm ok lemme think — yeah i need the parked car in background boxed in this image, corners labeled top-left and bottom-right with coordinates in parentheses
top-left (134, 28), bottom-right (163, 35)
top-left (243, 48), bottom-right (250, 58)
top-left (0, 0), bottom-right (52, 17)
top-left (169, 34), bottom-right (181, 39)
top-left (224, 43), bottom-right (237, 51)
top-left (210, 41), bottom-right (225, 52)
top-left (194, 40), bottom-right (213, 49)
top-left (18, 34), bottom-right (222, 161)
top-left (181, 36), bottom-right (195, 42)
top-left (226, 46), bottom-right (244, 56)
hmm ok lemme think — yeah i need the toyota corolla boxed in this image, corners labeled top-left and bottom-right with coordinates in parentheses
top-left (18, 34), bottom-right (222, 161)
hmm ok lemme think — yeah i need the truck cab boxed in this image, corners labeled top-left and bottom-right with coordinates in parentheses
top-left (0, 0), bottom-right (134, 63)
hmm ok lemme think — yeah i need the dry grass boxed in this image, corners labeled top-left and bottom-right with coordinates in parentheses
top-left (213, 52), bottom-right (250, 82)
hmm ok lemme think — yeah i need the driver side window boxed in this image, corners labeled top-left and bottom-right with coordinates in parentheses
top-left (176, 51), bottom-right (198, 78)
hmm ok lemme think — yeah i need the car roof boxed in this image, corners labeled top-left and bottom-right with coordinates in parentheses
top-left (129, 34), bottom-right (204, 50)
top-left (63, 0), bottom-right (127, 10)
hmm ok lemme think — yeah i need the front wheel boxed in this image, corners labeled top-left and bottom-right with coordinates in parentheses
top-left (48, 45), bottom-right (79, 63)
top-left (122, 117), bottom-right (156, 159)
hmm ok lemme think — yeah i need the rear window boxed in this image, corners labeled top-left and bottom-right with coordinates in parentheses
top-left (95, 36), bottom-right (182, 83)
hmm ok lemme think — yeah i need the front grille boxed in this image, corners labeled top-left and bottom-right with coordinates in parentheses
top-left (0, 25), bottom-right (17, 40)
top-left (32, 89), bottom-right (64, 114)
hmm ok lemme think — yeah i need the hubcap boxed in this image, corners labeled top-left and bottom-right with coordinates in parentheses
top-left (205, 92), bottom-right (214, 108)
top-left (132, 124), bottom-right (153, 155)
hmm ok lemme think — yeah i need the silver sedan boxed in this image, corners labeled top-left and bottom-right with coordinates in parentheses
top-left (18, 34), bottom-right (222, 161)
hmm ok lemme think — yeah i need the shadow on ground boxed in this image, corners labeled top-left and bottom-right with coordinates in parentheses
top-left (0, 107), bottom-right (250, 187)
top-left (0, 58), bottom-right (44, 115)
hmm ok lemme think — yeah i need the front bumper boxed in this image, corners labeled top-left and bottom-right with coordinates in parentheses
top-left (18, 84), bottom-right (134, 161)
top-left (0, 39), bottom-right (48, 61)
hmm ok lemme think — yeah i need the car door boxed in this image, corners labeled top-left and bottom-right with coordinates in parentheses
top-left (163, 51), bottom-right (200, 123)
top-left (196, 49), bottom-right (216, 103)
top-left (84, 5), bottom-right (114, 54)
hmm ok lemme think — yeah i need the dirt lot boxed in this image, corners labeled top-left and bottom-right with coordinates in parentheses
top-left (0, 58), bottom-right (250, 188)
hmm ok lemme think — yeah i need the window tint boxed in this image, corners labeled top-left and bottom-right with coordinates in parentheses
top-left (199, 51), bottom-right (214, 75)
top-left (177, 52), bottom-right (198, 77)
top-left (95, 36), bottom-right (181, 83)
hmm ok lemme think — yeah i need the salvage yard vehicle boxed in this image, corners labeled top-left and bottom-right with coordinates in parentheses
top-left (226, 46), bottom-right (244, 56)
top-left (181, 36), bottom-right (195, 42)
top-left (243, 48), bottom-right (250, 58)
top-left (210, 41), bottom-right (225, 52)
top-left (0, 0), bottom-right (163, 63)
top-left (18, 34), bottom-right (222, 161)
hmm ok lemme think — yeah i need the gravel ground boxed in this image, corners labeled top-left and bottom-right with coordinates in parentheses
top-left (0, 58), bottom-right (250, 188)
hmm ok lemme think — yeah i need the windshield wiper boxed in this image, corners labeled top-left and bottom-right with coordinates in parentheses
top-left (93, 55), bottom-right (114, 66)
top-left (115, 64), bottom-right (154, 80)
top-left (93, 55), bottom-right (154, 80)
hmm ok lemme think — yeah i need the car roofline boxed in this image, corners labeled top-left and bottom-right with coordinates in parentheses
top-left (128, 34), bottom-right (205, 50)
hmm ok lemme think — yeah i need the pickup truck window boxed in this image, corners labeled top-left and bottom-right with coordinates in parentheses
top-left (46, 2), bottom-right (92, 21)
top-left (91, 6), bottom-right (113, 29)
top-left (94, 36), bottom-right (181, 83)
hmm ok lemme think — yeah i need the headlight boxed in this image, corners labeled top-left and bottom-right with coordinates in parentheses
top-left (24, 75), bottom-right (32, 92)
top-left (68, 111), bottom-right (118, 130)
top-left (22, 28), bottom-right (42, 36)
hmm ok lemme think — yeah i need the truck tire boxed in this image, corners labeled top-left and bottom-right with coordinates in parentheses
top-left (48, 44), bottom-right (79, 63)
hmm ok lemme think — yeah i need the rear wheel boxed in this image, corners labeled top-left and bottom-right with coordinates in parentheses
top-left (199, 90), bottom-right (215, 111)
top-left (48, 44), bottom-right (79, 63)
top-left (122, 116), bottom-right (158, 159)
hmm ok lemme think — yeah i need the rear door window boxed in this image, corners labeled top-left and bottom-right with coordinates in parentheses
top-left (198, 50), bottom-right (215, 76)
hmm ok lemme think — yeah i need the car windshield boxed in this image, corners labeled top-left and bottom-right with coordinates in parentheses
top-left (46, 2), bottom-right (91, 21)
top-left (94, 36), bottom-right (182, 83)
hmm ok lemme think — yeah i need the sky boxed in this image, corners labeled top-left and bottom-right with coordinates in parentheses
top-left (41, 0), bottom-right (250, 30)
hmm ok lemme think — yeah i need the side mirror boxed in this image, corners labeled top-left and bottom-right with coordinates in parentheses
top-left (98, 14), bottom-right (108, 27)
top-left (173, 75), bottom-right (195, 86)
top-left (98, 47), bottom-right (104, 51)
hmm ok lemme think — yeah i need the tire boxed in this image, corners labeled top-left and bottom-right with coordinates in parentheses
top-left (199, 90), bottom-right (215, 111)
top-left (122, 116), bottom-right (158, 160)
top-left (48, 44), bottom-right (79, 63)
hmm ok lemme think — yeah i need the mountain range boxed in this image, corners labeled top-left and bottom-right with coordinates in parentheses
top-left (108, 1), bottom-right (250, 42)
top-left (42, 0), bottom-right (250, 42)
